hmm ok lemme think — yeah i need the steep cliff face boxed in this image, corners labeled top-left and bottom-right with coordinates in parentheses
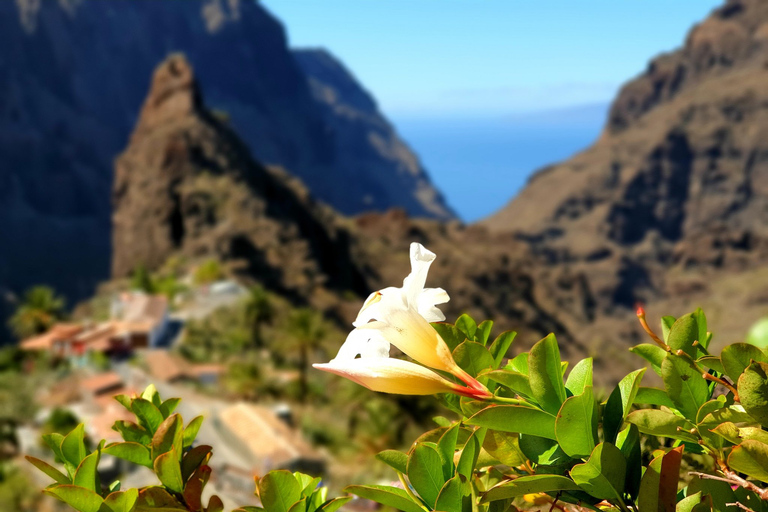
top-left (294, 49), bottom-right (455, 220)
top-left (0, 0), bottom-right (453, 319)
top-left (112, 55), bottom-right (366, 299)
top-left (483, 0), bottom-right (768, 350)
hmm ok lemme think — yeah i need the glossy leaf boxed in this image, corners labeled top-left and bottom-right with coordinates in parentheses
top-left (25, 455), bottom-right (70, 484)
top-left (635, 386), bottom-right (675, 408)
top-left (528, 334), bottom-right (567, 415)
top-left (431, 323), bottom-right (466, 352)
top-left (570, 443), bottom-right (627, 502)
top-left (637, 453), bottom-right (663, 512)
top-left (489, 331), bottom-right (516, 368)
top-left (152, 414), bottom-right (183, 460)
top-left (61, 424), bottom-right (87, 469)
top-left (738, 361), bottom-right (768, 426)
top-left (722, 343), bottom-right (767, 382)
top-left (183, 464), bottom-right (212, 511)
top-left (131, 398), bottom-right (164, 434)
top-left (259, 470), bottom-right (302, 512)
top-left (159, 398), bottom-right (181, 418)
top-left (437, 424), bottom-right (459, 479)
top-left (616, 424), bottom-right (642, 500)
top-left (455, 314), bottom-right (477, 340)
top-left (662, 353), bottom-right (709, 422)
top-left (659, 446), bottom-right (684, 512)
top-left (375, 450), bottom-right (408, 474)
top-left (603, 368), bottom-right (646, 443)
top-left (565, 357), bottom-right (593, 396)
top-left (103, 489), bottom-right (139, 512)
top-left (626, 409), bottom-right (698, 443)
top-left (154, 450), bottom-right (184, 493)
top-left (484, 369), bottom-right (534, 400)
top-left (182, 416), bottom-right (204, 449)
top-left (43, 485), bottom-right (104, 512)
top-left (667, 313), bottom-right (699, 359)
top-left (483, 430), bottom-right (526, 467)
top-left (728, 440), bottom-right (768, 483)
top-left (344, 485), bottom-right (425, 512)
top-left (629, 344), bottom-right (667, 376)
top-left (555, 386), bottom-right (598, 458)
top-left (453, 341), bottom-right (494, 378)
top-left (481, 474), bottom-right (580, 503)
top-left (435, 475), bottom-right (471, 512)
top-left (73, 451), bottom-right (100, 493)
top-left (181, 445), bottom-right (212, 482)
top-left (476, 320), bottom-right (493, 345)
top-left (111, 421), bottom-right (151, 445)
top-left (103, 442), bottom-right (153, 469)
top-left (467, 405), bottom-right (557, 440)
top-left (457, 428), bottom-right (484, 479)
top-left (407, 443), bottom-right (445, 507)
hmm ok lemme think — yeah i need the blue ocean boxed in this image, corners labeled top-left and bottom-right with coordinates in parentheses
top-left (394, 103), bottom-right (609, 222)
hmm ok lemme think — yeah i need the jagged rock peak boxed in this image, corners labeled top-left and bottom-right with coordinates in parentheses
top-left (134, 54), bottom-right (203, 135)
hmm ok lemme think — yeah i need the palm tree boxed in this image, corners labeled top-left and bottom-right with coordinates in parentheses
top-left (8, 286), bottom-right (66, 340)
top-left (286, 308), bottom-right (327, 401)
top-left (244, 285), bottom-right (274, 348)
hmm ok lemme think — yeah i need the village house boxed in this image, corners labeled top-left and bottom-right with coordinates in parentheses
top-left (143, 350), bottom-right (224, 385)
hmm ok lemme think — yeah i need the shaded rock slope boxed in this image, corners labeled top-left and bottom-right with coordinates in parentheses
top-left (0, 0), bottom-right (452, 330)
top-left (483, 0), bottom-right (768, 354)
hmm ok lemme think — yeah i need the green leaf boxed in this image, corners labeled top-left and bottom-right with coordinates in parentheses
top-left (455, 314), bottom-right (477, 340)
top-left (659, 446), bottom-right (684, 512)
top-left (555, 386), bottom-right (598, 458)
top-left (722, 343), bottom-right (768, 382)
top-left (711, 422), bottom-right (741, 444)
top-left (152, 414), bottom-right (183, 460)
top-left (453, 341), bottom-right (494, 378)
top-left (259, 470), bottom-right (303, 512)
top-left (103, 442), bottom-right (153, 469)
top-left (154, 450), bottom-right (184, 493)
top-left (159, 398), bottom-right (181, 418)
top-left (635, 387), bottom-right (675, 408)
top-left (667, 313), bottom-right (699, 359)
top-left (662, 353), bottom-right (709, 422)
top-left (489, 331), bottom-right (516, 369)
top-left (603, 368), bottom-right (646, 443)
top-left (528, 334), bottom-right (567, 415)
top-left (616, 424), bottom-right (642, 500)
top-left (637, 453), bottom-right (663, 512)
top-left (135, 487), bottom-right (185, 510)
top-left (697, 356), bottom-right (725, 374)
top-left (677, 491), bottom-right (706, 512)
top-left (436, 424), bottom-right (459, 479)
top-left (570, 443), bottom-right (626, 502)
top-left (565, 358), bottom-right (593, 396)
top-left (467, 405), bottom-right (557, 440)
top-left (43, 485), bottom-right (104, 512)
top-left (346, 485), bottom-right (424, 512)
top-left (480, 474), bottom-right (580, 503)
top-left (483, 430), bottom-right (526, 467)
top-left (629, 344), bottom-right (667, 376)
top-left (407, 443), bottom-right (445, 508)
top-left (25, 455), bottom-right (70, 484)
top-left (728, 440), bottom-right (768, 483)
top-left (111, 421), bottom-right (151, 445)
top-left (316, 497), bottom-right (353, 512)
top-left (73, 451), bottom-right (100, 493)
top-left (661, 316), bottom-right (676, 342)
top-left (484, 369), bottom-right (534, 400)
top-left (686, 475), bottom-right (737, 512)
top-left (42, 433), bottom-right (66, 462)
top-left (113, 394), bottom-right (133, 411)
top-left (61, 424), bottom-right (87, 469)
top-left (699, 404), bottom-right (758, 429)
top-left (456, 428), bottom-right (484, 479)
top-left (738, 361), bottom-right (768, 427)
top-left (103, 489), bottom-right (139, 512)
top-left (141, 384), bottom-right (161, 407)
top-left (182, 416), bottom-right (204, 449)
top-left (131, 398), bottom-right (164, 435)
top-left (695, 309), bottom-right (709, 349)
top-left (435, 475), bottom-right (471, 512)
top-left (626, 409), bottom-right (698, 443)
top-left (375, 450), bottom-right (408, 474)
top-left (431, 323), bottom-right (466, 352)
top-left (475, 320), bottom-right (493, 345)
top-left (519, 434), bottom-right (572, 466)
top-left (507, 352), bottom-right (528, 375)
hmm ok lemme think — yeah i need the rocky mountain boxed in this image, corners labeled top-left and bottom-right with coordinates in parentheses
top-left (113, 54), bottom-right (575, 359)
top-left (483, 0), bottom-right (768, 354)
top-left (0, 0), bottom-right (452, 331)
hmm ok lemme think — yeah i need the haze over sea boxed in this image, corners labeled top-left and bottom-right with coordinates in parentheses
top-left (394, 103), bottom-right (609, 223)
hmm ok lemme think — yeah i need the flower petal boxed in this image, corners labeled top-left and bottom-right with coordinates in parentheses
top-left (334, 327), bottom-right (390, 360)
top-left (417, 287), bottom-right (450, 322)
top-left (402, 243), bottom-right (437, 305)
top-left (313, 358), bottom-right (463, 396)
top-left (353, 287), bottom-right (403, 327)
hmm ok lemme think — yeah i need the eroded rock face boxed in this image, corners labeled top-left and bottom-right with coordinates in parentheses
top-left (482, 0), bottom-right (768, 357)
top-left (112, 55), bottom-right (366, 300)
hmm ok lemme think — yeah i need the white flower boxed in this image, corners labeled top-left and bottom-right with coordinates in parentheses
top-left (314, 243), bottom-right (490, 398)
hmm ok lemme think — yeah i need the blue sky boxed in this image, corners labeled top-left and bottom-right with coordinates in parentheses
top-left (262, 0), bottom-right (722, 117)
